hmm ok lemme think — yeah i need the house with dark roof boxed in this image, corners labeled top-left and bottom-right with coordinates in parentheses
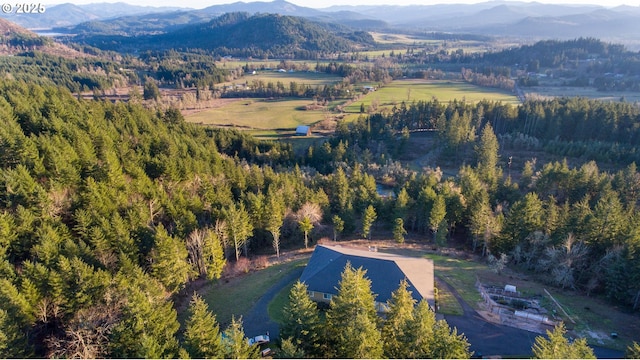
top-left (299, 244), bottom-right (435, 312)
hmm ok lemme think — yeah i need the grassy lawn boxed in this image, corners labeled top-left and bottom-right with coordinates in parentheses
top-left (344, 80), bottom-right (520, 113)
top-left (435, 280), bottom-right (464, 315)
top-left (185, 98), bottom-right (324, 130)
top-left (198, 259), bottom-right (307, 327)
top-left (425, 253), bottom-right (486, 310)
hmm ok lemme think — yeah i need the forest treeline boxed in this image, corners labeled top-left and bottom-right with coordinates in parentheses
top-left (1, 80), bottom-right (640, 357)
top-left (304, 97), bottom-right (640, 309)
top-left (0, 80), bottom-right (324, 357)
top-left (324, 96), bottom-right (640, 164)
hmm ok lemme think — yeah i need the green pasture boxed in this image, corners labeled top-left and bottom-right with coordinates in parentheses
top-left (344, 80), bottom-right (519, 113)
top-left (185, 98), bottom-right (324, 130)
top-left (370, 32), bottom-right (446, 45)
top-left (237, 70), bottom-right (342, 87)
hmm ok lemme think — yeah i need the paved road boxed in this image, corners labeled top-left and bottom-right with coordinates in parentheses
top-left (242, 267), bottom-right (304, 340)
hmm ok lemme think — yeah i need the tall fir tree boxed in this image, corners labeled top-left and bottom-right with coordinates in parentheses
top-left (184, 294), bottom-right (223, 359)
top-left (361, 204), bottom-right (377, 240)
top-left (475, 123), bottom-right (501, 189)
top-left (325, 262), bottom-right (383, 359)
top-left (406, 300), bottom-right (471, 359)
top-left (382, 279), bottom-right (416, 358)
top-left (221, 316), bottom-right (259, 359)
top-left (532, 323), bottom-right (595, 359)
top-left (281, 281), bottom-right (322, 356)
top-left (393, 218), bottom-right (407, 244)
top-left (265, 191), bottom-right (285, 257)
top-left (150, 225), bottom-right (192, 294)
top-left (429, 195), bottom-right (447, 243)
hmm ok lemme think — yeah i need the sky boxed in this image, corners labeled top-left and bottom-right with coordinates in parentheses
top-left (44, 0), bottom-right (640, 9)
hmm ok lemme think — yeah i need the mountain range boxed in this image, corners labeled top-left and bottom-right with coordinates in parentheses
top-left (0, 18), bottom-right (82, 57)
top-left (1, 0), bottom-right (640, 48)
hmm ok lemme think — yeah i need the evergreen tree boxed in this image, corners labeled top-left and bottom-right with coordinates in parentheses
top-left (475, 123), bottom-right (501, 189)
top-left (221, 316), bottom-right (259, 359)
top-left (435, 219), bottom-right (449, 247)
top-left (431, 318), bottom-right (472, 359)
top-left (298, 216), bottom-right (314, 249)
top-left (394, 187), bottom-right (411, 222)
top-left (143, 78), bottom-right (160, 101)
top-left (382, 279), bottom-right (416, 358)
top-left (429, 195), bottom-right (447, 242)
top-left (0, 308), bottom-right (30, 358)
top-left (393, 217), bottom-right (407, 244)
top-left (361, 204), bottom-right (377, 240)
top-left (496, 192), bottom-right (544, 255)
top-left (281, 281), bottom-right (321, 356)
top-left (266, 191), bottom-right (285, 257)
top-left (406, 300), bottom-right (436, 358)
top-left (332, 215), bottom-right (344, 241)
top-left (406, 300), bottom-right (471, 359)
top-left (110, 259), bottom-right (180, 358)
top-left (278, 337), bottom-right (305, 359)
top-left (203, 229), bottom-right (226, 280)
top-left (184, 294), bottom-right (223, 359)
top-left (150, 225), bottom-right (192, 294)
top-left (626, 341), bottom-right (640, 359)
top-left (325, 262), bottom-right (383, 359)
top-left (532, 323), bottom-right (595, 359)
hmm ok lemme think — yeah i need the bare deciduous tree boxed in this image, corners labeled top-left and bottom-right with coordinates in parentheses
top-left (46, 299), bottom-right (122, 359)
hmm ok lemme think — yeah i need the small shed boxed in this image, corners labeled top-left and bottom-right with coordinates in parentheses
top-left (295, 125), bottom-right (311, 136)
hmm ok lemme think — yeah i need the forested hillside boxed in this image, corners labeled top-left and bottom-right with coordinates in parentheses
top-left (0, 81), bottom-right (319, 357)
top-left (0, 19), bottom-right (82, 58)
top-left (2, 20), bottom-right (640, 355)
top-left (73, 12), bottom-right (375, 58)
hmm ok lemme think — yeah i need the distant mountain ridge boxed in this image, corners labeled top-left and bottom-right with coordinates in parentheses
top-left (0, 18), bottom-right (83, 57)
top-left (2, 0), bottom-right (640, 48)
top-left (0, 2), bottom-right (185, 28)
top-left (74, 12), bottom-right (376, 57)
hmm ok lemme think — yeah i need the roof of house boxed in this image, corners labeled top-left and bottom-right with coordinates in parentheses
top-left (296, 125), bottom-right (310, 134)
top-left (300, 244), bottom-right (434, 306)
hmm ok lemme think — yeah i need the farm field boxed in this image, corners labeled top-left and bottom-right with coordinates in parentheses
top-left (524, 85), bottom-right (640, 103)
top-left (185, 79), bottom-right (520, 135)
top-left (222, 70), bottom-right (343, 87)
top-left (343, 79), bottom-right (520, 115)
top-left (185, 98), bottom-right (326, 130)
